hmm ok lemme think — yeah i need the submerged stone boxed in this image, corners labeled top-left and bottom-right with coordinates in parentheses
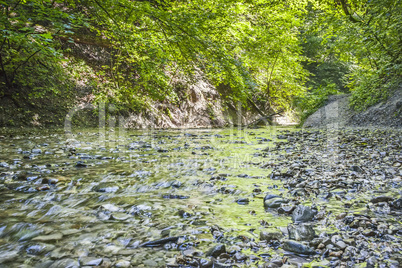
top-left (263, 194), bottom-right (288, 208)
top-left (79, 257), bottom-right (103, 266)
top-left (32, 232), bottom-right (63, 242)
top-left (49, 258), bottom-right (79, 268)
top-left (93, 183), bottom-right (119, 193)
top-left (206, 244), bottom-right (226, 258)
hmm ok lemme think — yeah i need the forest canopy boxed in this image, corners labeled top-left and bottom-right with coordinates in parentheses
top-left (0, 0), bottom-right (401, 117)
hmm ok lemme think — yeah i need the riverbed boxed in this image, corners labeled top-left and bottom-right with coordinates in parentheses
top-left (0, 127), bottom-right (401, 267)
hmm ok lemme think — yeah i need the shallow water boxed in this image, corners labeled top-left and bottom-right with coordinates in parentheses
top-left (0, 127), bottom-right (401, 267)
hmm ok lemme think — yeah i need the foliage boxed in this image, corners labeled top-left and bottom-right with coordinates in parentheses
top-left (1, 0), bottom-right (310, 114)
top-left (294, 82), bottom-right (340, 123)
top-left (313, 0), bottom-right (402, 110)
top-left (0, 0), bottom-right (86, 99)
top-left (1, 0), bottom-right (400, 121)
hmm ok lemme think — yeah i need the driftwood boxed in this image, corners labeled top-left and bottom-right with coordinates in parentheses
top-left (246, 110), bottom-right (284, 127)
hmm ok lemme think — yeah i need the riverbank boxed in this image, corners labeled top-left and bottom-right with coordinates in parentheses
top-left (303, 89), bottom-right (402, 129)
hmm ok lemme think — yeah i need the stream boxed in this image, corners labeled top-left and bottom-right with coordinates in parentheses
top-left (0, 127), bottom-right (401, 268)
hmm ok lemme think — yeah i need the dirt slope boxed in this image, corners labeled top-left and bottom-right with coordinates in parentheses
top-left (303, 89), bottom-right (402, 129)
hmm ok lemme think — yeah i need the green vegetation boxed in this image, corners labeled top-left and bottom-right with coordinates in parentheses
top-left (1, 0), bottom-right (401, 123)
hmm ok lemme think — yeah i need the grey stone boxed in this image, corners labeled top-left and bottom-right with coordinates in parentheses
top-left (288, 224), bottom-right (315, 241)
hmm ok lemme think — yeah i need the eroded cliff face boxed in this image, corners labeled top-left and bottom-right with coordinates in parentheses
top-left (0, 75), bottom-right (259, 129)
top-left (117, 78), bottom-right (255, 129)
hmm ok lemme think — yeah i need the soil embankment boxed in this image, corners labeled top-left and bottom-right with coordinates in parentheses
top-left (303, 89), bottom-right (402, 129)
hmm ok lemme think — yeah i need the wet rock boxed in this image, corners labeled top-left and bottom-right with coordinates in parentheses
top-left (97, 211), bottom-right (111, 221)
top-left (335, 240), bottom-right (347, 249)
top-left (156, 180), bottom-right (182, 188)
top-left (287, 224), bottom-right (315, 241)
top-left (263, 194), bottom-right (288, 208)
top-left (391, 198), bottom-right (402, 209)
top-left (292, 205), bottom-right (317, 223)
top-left (101, 204), bottom-right (122, 212)
top-left (26, 243), bottom-right (56, 255)
top-left (93, 183), bottom-right (119, 193)
top-left (115, 260), bottom-right (131, 267)
top-left (370, 196), bottom-right (394, 203)
top-left (236, 198), bottom-right (249, 205)
top-left (0, 250), bottom-right (19, 264)
top-left (75, 161), bottom-right (87, 168)
top-left (206, 244), bottom-right (226, 258)
top-left (162, 194), bottom-right (189, 199)
top-left (362, 229), bottom-right (376, 237)
top-left (140, 236), bottom-right (180, 247)
top-left (143, 259), bottom-right (158, 267)
top-left (350, 165), bottom-right (363, 173)
top-left (282, 240), bottom-right (315, 255)
top-left (32, 232), bottom-right (63, 242)
top-left (36, 260), bottom-right (54, 268)
top-left (32, 149), bottom-right (42, 154)
top-left (13, 171), bottom-right (28, 181)
top-left (0, 162), bottom-right (9, 168)
top-left (213, 260), bottom-right (232, 268)
top-left (260, 230), bottom-right (283, 242)
top-left (79, 257), bottom-right (103, 266)
top-left (111, 212), bottom-right (130, 221)
top-left (49, 258), bottom-right (79, 268)
top-left (277, 205), bottom-right (296, 214)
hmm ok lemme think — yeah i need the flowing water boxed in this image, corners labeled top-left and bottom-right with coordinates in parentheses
top-left (0, 127), bottom-right (401, 267)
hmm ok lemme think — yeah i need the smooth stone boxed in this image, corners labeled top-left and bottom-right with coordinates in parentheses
top-left (282, 240), bottom-right (315, 255)
top-left (260, 230), bottom-right (283, 242)
top-left (213, 261), bottom-right (232, 268)
top-left (370, 196), bottom-right (394, 203)
top-left (335, 240), bottom-right (347, 249)
top-left (93, 183), bottom-right (119, 193)
top-left (115, 260), bottom-right (131, 268)
top-left (264, 194), bottom-right (288, 208)
top-left (101, 204), bottom-right (122, 212)
top-left (142, 259), bottom-right (158, 267)
top-left (32, 232), bottom-right (63, 242)
top-left (278, 205), bottom-right (296, 214)
top-left (111, 213), bottom-right (130, 221)
top-left (0, 250), bottom-right (19, 264)
top-left (49, 258), bottom-right (79, 268)
top-left (26, 243), bottom-right (56, 255)
top-left (32, 149), bottom-right (42, 154)
top-left (61, 229), bottom-right (81, 236)
top-left (236, 198), bottom-right (249, 205)
top-left (206, 244), bottom-right (226, 258)
top-left (0, 162), bottom-right (9, 168)
top-left (79, 257), bottom-right (103, 266)
top-left (392, 198), bottom-right (402, 209)
top-left (287, 224), bottom-right (315, 241)
top-left (292, 205), bottom-right (317, 223)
